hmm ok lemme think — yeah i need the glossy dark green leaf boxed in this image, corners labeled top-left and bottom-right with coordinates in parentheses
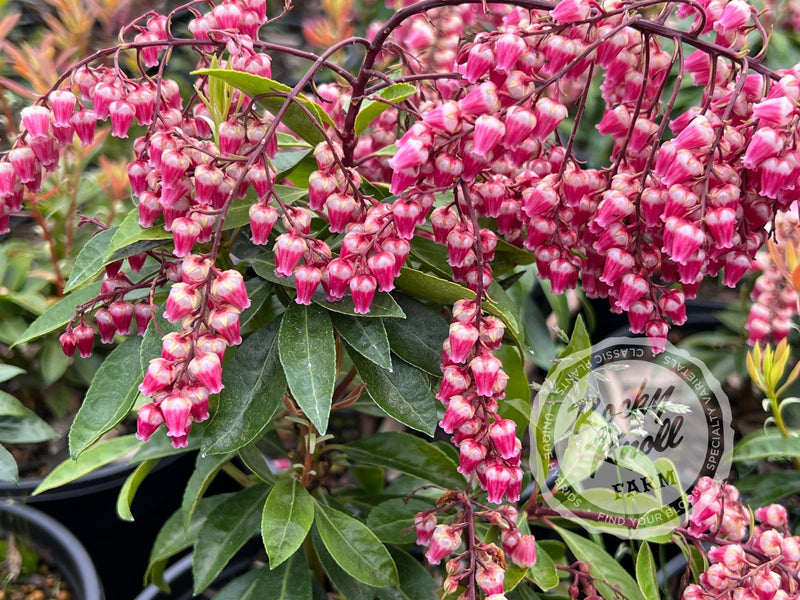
top-left (355, 83), bottom-right (417, 134)
top-left (203, 318), bottom-right (286, 454)
top-left (69, 336), bottom-right (143, 458)
top-left (193, 484), bottom-right (270, 594)
top-left (117, 458), bottom-right (158, 521)
top-left (733, 429), bottom-right (800, 461)
top-left (278, 303), bottom-right (335, 434)
top-left (106, 209), bottom-right (171, 259)
top-left (636, 542), bottom-right (659, 600)
top-left (182, 452), bottom-right (236, 529)
top-left (261, 477), bottom-right (315, 568)
top-left (311, 526), bottom-right (374, 600)
top-left (348, 348), bottom-right (437, 435)
top-left (238, 442), bottom-right (278, 484)
top-left (14, 282), bottom-right (102, 347)
top-left (314, 501), bottom-right (398, 587)
top-left (146, 494), bottom-right (232, 591)
top-left (383, 294), bottom-right (448, 375)
top-left (379, 547), bottom-right (438, 600)
top-left (395, 267), bottom-right (474, 306)
top-left (551, 525), bottom-right (645, 600)
top-left (214, 553), bottom-right (311, 600)
top-left (331, 313), bottom-right (392, 371)
top-left (736, 471), bottom-right (800, 506)
top-left (34, 435), bottom-right (142, 494)
top-left (64, 227), bottom-right (117, 292)
top-left (345, 432), bottom-right (463, 489)
top-left (193, 69), bottom-right (332, 144)
top-left (366, 498), bottom-right (433, 544)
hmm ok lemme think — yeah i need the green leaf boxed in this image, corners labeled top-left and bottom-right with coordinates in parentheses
top-left (116, 458), bottom-right (158, 522)
top-left (636, 542), bottom-right (660, 600)
top-left (736, 471), bottom-right (800, 506)
top-left (14, 282), bottom-right (102, 346)
top-left (311, 526), bottom-right (374, 600)
top-left (331, 313), bottom-right (392, 371)
top-left (182, 452), bottom-right (236, 529)
top-left (347, 348), bottom-right (437, 435)
top-left (146, 494), bottom-right (232, 591)
top-left (278, 303), bottom-right (336, 434)
top-left (193, 69), bottom-right (332, 145)
top-left (0, 444), bottom-right (18, 484)
top-left (106, 208), bottom-right (171, 259)
top-left (0, 391), bottom-right (39, 417)
top-left (383, 294), bottom-right (448, 376)
top-left (34, 435), bottom-right (142, 494)
top-left (530, 543), bottom-right (559, 591)
top-left (355, 83), bottom-right (417, 134)
top-left (193, 484), bottom-right (270, 594)
top-left (238, 442), bottom-right (277, 485)
top-left (366, 498), bottom-right (433, 544)
top-left (261, 477), bottom-right (315, 568)
top-left (395, 267), bottom-right (475, 306)
top-left (551, 525), bottom-right (646, 600)
top-left (0, 365), bottom-right (24, 383)
top-left (39, 337), bottom-right (70, 385)
top-left (485, 281), bottom-right (525, 349)
top-left (64, 228), bottom-right (117, 292)
top-left (734, 430), bottom-right (800, 461)
top-left (345, 432), bottom-right (464, 489)
top-left (314, 501), bottom-right (398, 587)
top-left (69, 336), bottom-right (143, 458)
top-left (381, 547), bottom-right (439, 600)
top-left (214, 553), bottom-right (311, 600)
top-left (203, 318), bottom-right (286, 454)
top-left (0, 392), bottom-right (58, 444)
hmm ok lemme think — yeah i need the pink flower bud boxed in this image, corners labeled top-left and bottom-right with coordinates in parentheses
top-left (391, 200), bottom-right (424, 240)
top-left (484, 462), bottom-right (512, 504)
top-left (465, 43), bottom-right (494, 83)
top-left (109, 100), bottom-right (135, 138)
top-left (549, 258), bottom-right (578, 294)
top-left (249, 203), bottom-right (279, 245)
top-left (59, 330), bottom-right (77, 357)
top-left (21, 106), bottom-right (52, 138)
top-left (161, 392), bottom-right (192, 438)
top-left (294, 265), bottom-right (322, 305)
top-left (755, 504), bottom-right (788, 528)
top-left (274, 234), bottom-right (307, 277)
top-left (440, 395), bottom-right (475, 434)
top-left (476, 561), bottom-right (504, 595)
top-left (209, 306), bottom-right (242, 345)
top-left (422, 101), bottom-right (461, 134)
top-left (446, 227), bottom-right (475, 268)
top-left (532, 98), bottom-right (568, 138)
top-left (551, 0), bottom-right (590, 23)
top-left (470, 353), bottom-right (502, 396)
top-left (705, 207), bottom-right (737, 249)
top-left (171, 217), bottom-right (201, 258)
top-left (185, 385), bottom-right (210, 422)
top-left (458, 439), bottom-right (486, 475)
top-left (753, 96), bottom-right (795, 126)
top-left (48, 90), bottom-right (76, 127)
top-left (714, 0), bottom-right (750, 32)
top-left (425, 525), bottom-right (461, 565)
top-left (322, 258), bottom-right (355, 302)
top-left (447, 322), bottom-right (479, 364)
top-left (9, 147), bottom-right (39, 184)
top-left (164, 282), bottom-right (202, 322)
top-left (188, 351), bottom-right (224, 394)
top-left (743, 128), bottom-right (784, 170)
top-left (73, 323), bottom-right (95, 358)
top-left (511, 534), bottom-right (538, 568)
top-left (472, 115), bottom-right (506, 158)
top-left (140, 358), bottom-right (175, 396)
top-left (646, 319), bottom-right (669, 355)
top-left (134, 302), bottom-right (153, 334)
top-left (489, 419), bottom-right (518, 460)
top-left (663, 217), bottom-right (705, 265)
top-left (388, 138), bottom-right (429, 172)
top-left (437, 365), bottom-right (470, 402)
top-left (414, 512), bottom-right (437, 546)
top-left (136, 402), bottom-right (165, 442)
top-left (495, 33), bottom-right (525, 73)
top-left (70, 109), bottom-right (97, 145)
top-left (759, 157), bottom-right (793, 199)
top-left (350, 274), bottom-right (377, 314)
top-left (459, 82), bottom-right (500, 115)
top-left (308, 170), bottom-right (338, 211)
top-left (108, 300), bottom-right (134, 335)
top-left (325, 193), bottom-right (357, 234)
top-left (366, 252), bottom-right (396, 293)
top-left (219, 120), bottom-right (245, 155)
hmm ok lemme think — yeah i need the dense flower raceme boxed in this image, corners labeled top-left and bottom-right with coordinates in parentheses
top-left (682, 477), bottom-right (800, 600)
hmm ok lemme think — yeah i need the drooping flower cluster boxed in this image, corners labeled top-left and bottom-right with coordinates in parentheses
top-left (746, 208), bottom-right (800, 346)
top-left (415, 497), bottom-right (537, 595)
top-left (683, 477), bottom-right (800, 600)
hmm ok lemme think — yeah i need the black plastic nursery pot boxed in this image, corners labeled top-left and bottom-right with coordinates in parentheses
top-left (0, 453), bottom-right (196, 600)
top-left (0, 500), bottom-right (104, 600)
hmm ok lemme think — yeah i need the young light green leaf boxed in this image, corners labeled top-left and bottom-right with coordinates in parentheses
top-left (69, 336), bottom-right (143, 458)
top-left (354, 83), bottom-right (417, 134)
top-left (636, 542), bottom-right (660, 600)
top-left (551, 525), bottom-right (646, 600)
top-left (182, 452), bottom-right (236, 530)
top-left (345, 432), bottom-right (464, 489)
top-left (278, 303), bottom-right (335, 434)
top-left (331, 313), bottom-right (392, 371)
top-left (202, 318), bottom-right (286, 455)
top-left (116, 458), bottom-right (158, 521)
top-left (192, 69), bottom-right (332, 144)
top-left (261, 477), bottom-right (315, 568)
top-left (14, 282), bottom-right (102, 347)
top-left (314, 502), bottom-right (398, 588)
top-left (214, 553), bottom-right (312, 600)
top-left (34, 435), bottom-right (142, 494)
top-left (146, 494), bottom-right (233, 591)
top-left (0, 365), bottom-right (24, 384)
top-left (193, 484), bottom-right (270, 594)
top-left (347, 348), bottom-right (437, 435)
top-left (64, 227), bottom-right (117, 292)
top-left (383, 294), bottom-right (448, 376)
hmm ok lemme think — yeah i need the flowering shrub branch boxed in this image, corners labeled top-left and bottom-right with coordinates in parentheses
top-left (3, 0), bottom-right (800, 597)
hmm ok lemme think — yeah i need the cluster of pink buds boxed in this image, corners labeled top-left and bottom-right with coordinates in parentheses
top-left (136, 256), bottom-right (250, 447)
top-left (438, 299), bottom-right (523, 504)
top-left (415, 499), bottom-right (536, 595)
top-left (683, 478), bottom-right (800, 599)
top-left (746, 209), bottom-right (800, 346)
